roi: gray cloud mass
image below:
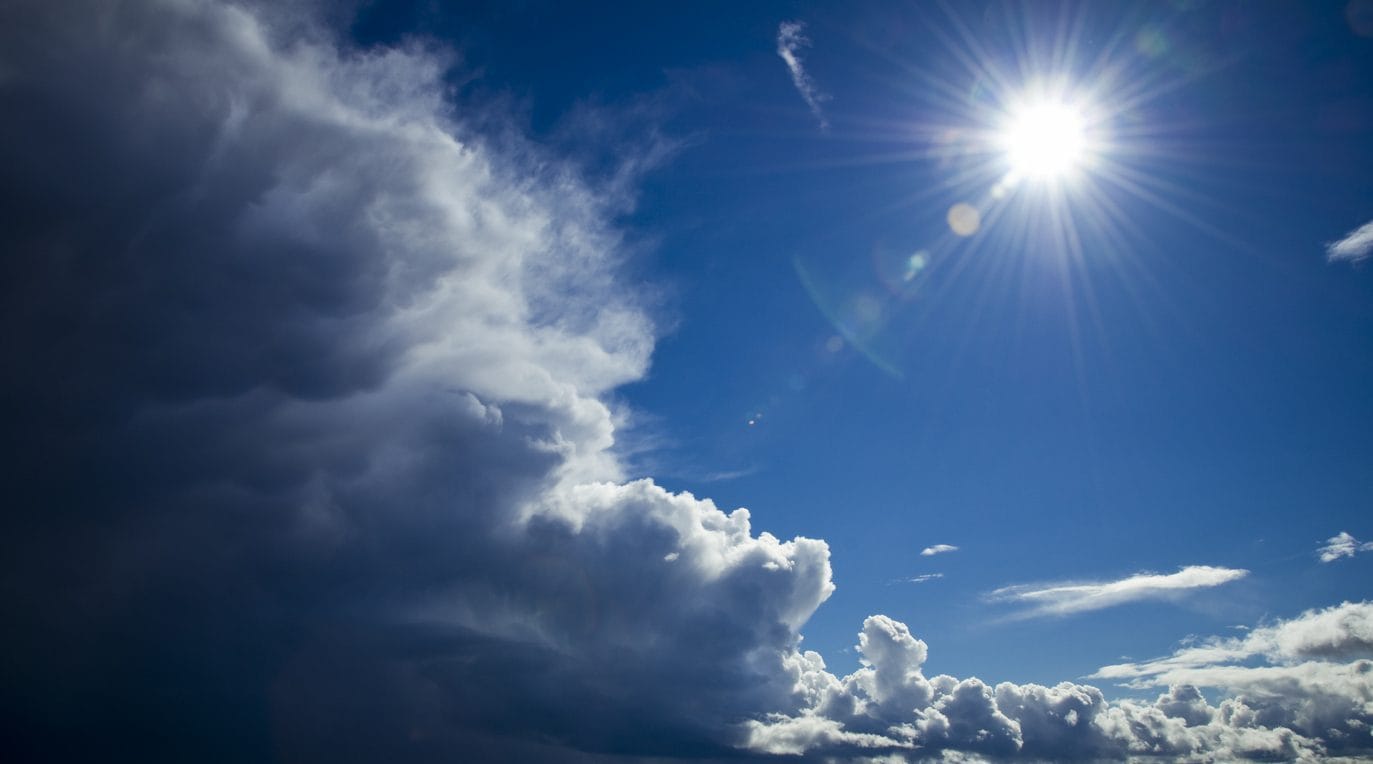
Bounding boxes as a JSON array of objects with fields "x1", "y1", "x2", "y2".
[{"x1": 0, "y1": 2, "x2": 1368, "y2": 762}]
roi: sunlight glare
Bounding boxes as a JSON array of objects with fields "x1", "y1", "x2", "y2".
[{"x1": 1000, "y1": 101, "x2": 1088, "y2": 181}]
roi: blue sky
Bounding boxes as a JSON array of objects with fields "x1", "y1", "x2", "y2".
[
  {"x1": 3, "y1": 0, "x2": 1372, "y2": 760},
  {"x1": 351, "y1": 0, "x2": 1373, "y2": 682}
]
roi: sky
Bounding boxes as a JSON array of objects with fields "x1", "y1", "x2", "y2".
[{"x1": 1, "y1": 0, "x2": 1372, "y2": 762}]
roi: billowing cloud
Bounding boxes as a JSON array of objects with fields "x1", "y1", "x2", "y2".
[
  {"x1": 1090, "y1": 601, "x2": 1373, "y2": 755},
  {"x1": 744, "y1": 609, "x2": 1362, "y2": 761},
  {"x1": 1318, "y1": 531, "x2": 1373, "y2": 562},
  {"x1": 1, "y1": 2, "x2": 1367, "y2": 762},
  {"x1": 776, "y1": 20, "x2": 830, "y2": 131},
  {"x1": 1327, "y1": 219, "x2": 1373, "y2": 263},
  {"x1": 0, "y1": 1, "x2": 832, "y2": 758},
  {"x1": 986, "y1": 565, "x2": 1249, "y2": 618},
  {"x1": 921, "y1": 543, "x2": 960, "y2": 556}
]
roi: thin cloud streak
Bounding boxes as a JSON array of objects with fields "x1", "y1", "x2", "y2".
[
  {"x1": 899, "y1": 573, "x2": 944, "y2": 584},
  {"x1": 776, "y1": 21, "x2": 829, "y2": 131},
  {"x1": 920, "y1": 543, "x2": 958, "y2": 556},
  {"x1": 987, "y1": 565, "x2": 1249, "y2": 618},
  {"x1": 1318, "y1": 531, "x2": 1373, "y2": 562},
  {"x1": 1326, "y1": 219, "x2": 1373, "y2": 262}
]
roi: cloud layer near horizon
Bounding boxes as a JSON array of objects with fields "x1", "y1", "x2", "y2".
[
  {"x1": 1, "y1": 2, "x2": 1369, "y2": 762},
  {"x1": 747, "y1": 603, "x2": 1373, "y2": 760}
]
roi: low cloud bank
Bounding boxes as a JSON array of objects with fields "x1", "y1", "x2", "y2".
[{"x1": 749, "y1": 603, "x2": 1373, "y2": 760}]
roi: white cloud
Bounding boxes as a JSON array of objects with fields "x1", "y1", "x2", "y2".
[
  {"x1": 1318, "y1": 531, "x2": 1373, "y2": 562},
  {"x1": 1090, "y1": 601, "x2": 1373, "y2": 753},
  {"x1": 746, "y1": 612, "x2": 1356, "y2": 758},
  {"x1": 920, "y1": 543, "x2": 959, "y2": 556},
  {"x1": 899, "y1": 573, "x2": 944, "y2": 584},
  {"x1": 1327, "y1": 219, "x2": 1373, "y2": 263},
  {"x1": 776, "y1": 21, "x2": 830, "y2": 131},
  {"x1": 986, "y1": 565, "x2": 1249, "y2": 618}
]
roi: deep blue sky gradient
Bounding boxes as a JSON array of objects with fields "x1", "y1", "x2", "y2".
[{"x1": 354, "y1": 0, "x2": 1373, "y2": 687}]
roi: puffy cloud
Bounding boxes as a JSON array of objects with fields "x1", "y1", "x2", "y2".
[
  {"x1": 1092, "y1": 602, "x2": 1373, "y2": 756},
  {"x1": 986, "y1": 565, "x2": 1249, "y2": 618},
  {"x1": 1318, "y1": 531, "x2": 1373, "y2": 562},
  {"x1": 776, "y1": 20, "x2": 830, "y2": 131},
  {"x1": 922, "y1": 544, "x2": 960, "y2": 557},
  {"x1": 747, "y1": 605, "x2": 1373, "y2": 760},
  {"x1": 0, "y1": 1, "x2": 832, "y2": 759},
  {"x1": 1327, "y1": 219, "x2": 1373, "y2": 263}
]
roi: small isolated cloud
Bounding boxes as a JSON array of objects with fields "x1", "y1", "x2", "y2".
[
  {"x1": 987, "y1": 565, "x2": 1249, "y2": 618},
  {"x1": 1318, "y1": 531, "x2": 1373, "y2": 562},
  {"x1": 776, "y1": 21, "x2": 829, "y2": 131},
  {"x1": 1327, "y1": 219, "x2": 1373, "y2": 263},
  {"x1": 920, "y1": 544, "x2": 958, "y2": 557},
  {"x1": 902, "y1": 573, "x2": 944, "y2": 584}
]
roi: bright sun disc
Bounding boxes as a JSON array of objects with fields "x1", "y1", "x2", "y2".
[{"x1": 1001, "y1": 101, "x2": 1088, "y2": 180}]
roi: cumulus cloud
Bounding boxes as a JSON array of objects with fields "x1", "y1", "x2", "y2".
[
  {"x1": 776, "y1": 20, "x2": 830, "y2": 131},
  {"x1": 0, "y1": 1, "x2": 831, "y2": 758},
  {"x1": 921, "y1": 543, "x2": 959, "y2": 556},
  {"x1": 1318, "y1": 531, "x2": 1373, "y2": 562},
  {"x1": 1327, "y1": 219, "x2": 1373, "y2": 263},
  {"x1": 986, "y1": 565, "x2": 1249, "y2": 618},
  {"x1": 747, "y1": 605, "x2": 1373, "y2": 760},
  {"x1": 1091, "y1": 601, "x2": 1373, "y2": 755}
]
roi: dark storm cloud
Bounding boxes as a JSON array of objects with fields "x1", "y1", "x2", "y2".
[
  {"x1": 2, "y1": 2, "x2": 1370, "y2": 762},
  {"x1": 0, "y1": 1, "x2": 829, "y2": 760}
]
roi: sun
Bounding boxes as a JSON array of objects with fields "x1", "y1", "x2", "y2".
[{"x1": 999, "y1": 100, "x2": 1090, "y2": 181}]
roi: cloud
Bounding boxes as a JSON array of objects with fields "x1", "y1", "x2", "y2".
[
  {"x1": 744, "y1": 609, "x2": 1362, "y2": 760},
  {"x1": 1089, "y1": 601, "x2": 1373, "y2": 755},
  {"x1": 986, "y1": 566, "x2": 1249, "y2": 618},
  {"x1": 1318, "y1": 531, "x2": 1373, "y2": 562},
  {"x1": 921, "y1": 543, "x2": 959, "y2": 556},
  {"x1": 1327, "y1": 219, "x2": 1373, "y2": 263},
  {"x1": 776, "y1": 20, "x2": 830, "y2": 131},
  {"x1": 898, "y1": 573, "x2": 944, "y2": 584},
  {"x1": 0, "y1": 1, "x2": 831, "y2": 758}
]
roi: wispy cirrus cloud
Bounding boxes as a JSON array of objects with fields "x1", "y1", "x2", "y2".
[
  {"x1": 920, "y1": 543, "x2": 958, "y2": 557},
  {"x1": 1318, "y1": 531, "x2": 1373, "y2": 562},
  {"x1": 986, "y1": 565, "x2": 1248, "y2": 618},
  {"x1": 1326, "y1": 219, "x2": 1373, "y2": 263},
  {"x1": 776, "y1": 21, "x2": 829, "y2": 131},
  {"x1": 898, "y1": 573, "x2": 944, "y2": 584}
]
